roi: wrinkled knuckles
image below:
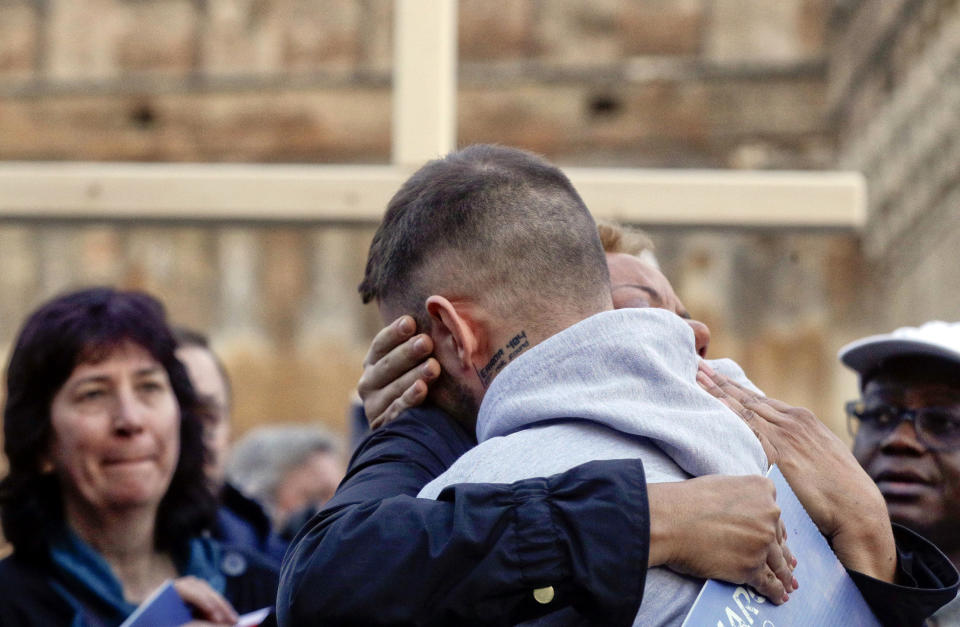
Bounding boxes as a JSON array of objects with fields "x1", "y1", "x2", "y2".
[{"x1": 716, "y1": 379, "x2": 737, "y2": 393}]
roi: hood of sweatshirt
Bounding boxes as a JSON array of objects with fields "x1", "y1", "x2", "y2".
[{"x1": 477, "y1": 307, "x2": 768, "y2": 478}]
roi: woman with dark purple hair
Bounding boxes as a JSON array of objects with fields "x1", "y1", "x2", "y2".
[{"x1": 0, "y1": 287, "x2": 278, "y2": 626}]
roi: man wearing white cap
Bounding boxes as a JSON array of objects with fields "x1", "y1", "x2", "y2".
[{"x1": 840, "y1": 321, "x2": 960, "y2": 625}]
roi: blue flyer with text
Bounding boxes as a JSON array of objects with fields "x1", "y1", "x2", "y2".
[{"x1": 682, "y1": 465, "x2": 881, "y2": 627}]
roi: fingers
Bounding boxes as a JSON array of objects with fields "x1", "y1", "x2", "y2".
[
  {"x1": 362, "y1": 315, "x2": 417, "y2": 369},
  {"x1": 698, "y1": 363, "x2": 767, "y2": 408},
  {"x1": 364, "y1": 355, "x2": 440, "y2": 428},
  {"x1": 359, "y1": 321, "x2": 432, "y2": 395},
  {"x1": 696, "y1": 364, "x2": 737, "y2": 407},
  {"x1": 698, "y1": 363, "x2": 805, "y2": 425},
  {"x1": 368, "y1": 383, "x2": 427, "y2": 430},
  {"x1": 755, "y1": 395, "x2": 795, "y2": 413},
  {"x1": 752, "y1": 499, "x2": 793, "y2": 605},
  {"x1": 697, "y1": 365, "x2": 786, "y2": 464},
  {"x1": 358, "y1": 317, "x2": 439, "y2": 425},
  {"x1": 767, "y1": 487, "x2": 795, "y2": 597},
  {"x1": 697, "y1": 367, "x2": 761, "y2": 430},
  {"x1": 368, "y1": 365, "x2": 439, "y2": 429},
  {"x1": 173, "y1": 576, "x2": 238, "y2": 625},
  {"x1": 765, "y1": 536, "x2": 796, "y2": 600},
  {"x1": 780, "y1": 518, "x2": 798, "y2": 574},
  {"x1": 750, "y1": 565, "x2": 789, "y2": 605}
]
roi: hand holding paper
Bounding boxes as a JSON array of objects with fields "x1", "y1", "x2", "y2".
[
  {"x1": 697, "y1": 362, "x2": 897, "y2": 583},
  {"x1": 120, "y1": 578, "x2": 272, "y2": 627},
  {"x1": 683, "y1": 466, "x2": 881, "y2": 627},
  {"x1": 648, "y1": 474, "x2": 796, "y2": 603}
]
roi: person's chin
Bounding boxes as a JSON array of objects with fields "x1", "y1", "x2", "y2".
[
  {"x1": 883, "y1": 493, "x2": 942, "y2": 532},
  {"x1": 104, "y1": 488, "x2": 166, "y2": 509},
  {"x1": 101, "y1": 467, "x2": 170, "y2": 506}
]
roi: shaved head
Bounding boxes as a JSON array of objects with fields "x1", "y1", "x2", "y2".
[{"x1": 360, "y1": 144, "x2": 612, "y2": 336}]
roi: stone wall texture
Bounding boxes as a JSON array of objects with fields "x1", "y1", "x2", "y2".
[
  {"x1": 830, "y1": 0, "x2": 960, "y2": 330},
  {"x1": 0, "y1": 0, "x2": 832, "y2": 167},
  {"x1": 0, "y1": 0, "x2": 955, "y2": 461}
]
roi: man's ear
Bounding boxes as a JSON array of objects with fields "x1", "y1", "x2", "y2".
[{"x1": 425, "y1": 295, "x2": 484, "y2": 374}]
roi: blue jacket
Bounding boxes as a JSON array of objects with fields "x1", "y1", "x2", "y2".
[
  {"x1": 0, "y1": 540, "x2": 279, "y2": 626},
  {"x1": 277, "y1": 405, "x2": 959, "y2": 627}
]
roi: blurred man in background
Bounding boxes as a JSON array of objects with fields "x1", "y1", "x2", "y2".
[
  {"x1": 840, "y1": 322, "x2": 960, "y2": 625},
  {"x1": 175, "y1": 327, "x2": 288, "y2": 566},
  {"x1": 226, "y1": 424, "x2": 346, "y2": 542}
]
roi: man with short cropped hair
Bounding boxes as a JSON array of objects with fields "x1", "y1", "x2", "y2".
[
  {"x1": 384, "y1": 144, "x2": 883, "y2": 624},
  {"x1": 278, "y1": 146, "x2": 799, "y2": 627}
]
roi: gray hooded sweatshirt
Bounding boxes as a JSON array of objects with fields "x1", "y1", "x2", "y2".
[{"x1": 419, "y1": 307, "x2": 769, "y2": 626}]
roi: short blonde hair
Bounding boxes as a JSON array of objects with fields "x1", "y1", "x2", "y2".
[{"x1": 596, "y1": 220, "x2": 659, "y2": 268}]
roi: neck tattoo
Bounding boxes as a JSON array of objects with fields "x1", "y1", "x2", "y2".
[{"x1": 477, "y1": 330, "x2": 529, "y2": 387}]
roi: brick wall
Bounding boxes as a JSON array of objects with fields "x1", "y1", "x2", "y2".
[
  {"x1": 829, "y1": 0, "x2": 960, "y2": 329},
  {"x1": 1, "y1": 0, "x2": 831, "y2": 167},
  {"x1": 650, "y1": 228, "x2": 863, "y2": 431},
  {"x1": 0, "y1": 222, "x2": 381, "y2": 435},
  {"x1": 0, "y1": 0, "x2": 872, "y2": 448}
]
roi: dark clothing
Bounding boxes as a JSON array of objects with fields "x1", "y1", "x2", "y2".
[
  {"x1": 278, "y1": 404, "x2": 959, "y2": 627},
  {"x1": 850, "y1": 525, "x2": 960, "y2": 627},
  {"x1": 216, "y1": 482, "x2": 289, "y2": 568},
  {"x1": 277, "y1": 504, "x2": 321, "y2": 544},
  {"x1": 278, "y1": 405, "x2": 650, "y2": 626},
  {"x1": 0, "y1": 542, "x2": 280, "y2": 627},
  {"x1": 348, "y1": 397, "x2": 371, "y2": 454}
]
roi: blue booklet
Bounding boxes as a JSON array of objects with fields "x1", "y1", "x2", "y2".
[
  {"x1": 682, "y1": 465, "x2": 881, "y2": 627},
  {"x1": 120, "y1": 579, "x2": 193, "y2": 627}
]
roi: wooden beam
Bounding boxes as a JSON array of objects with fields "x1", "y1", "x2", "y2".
[
  {"x1": 0, "y1": 162, "x2": 865, "y2": 229},
  {"x1": 568, "y1": 167, "x2": 867, "y2": 228},
  {"x1": 0, "y1": 163, "x2": 405, "y2": 222},
  {"x1": 392, "y1": 0, "x2": 458, "y2": 167}
]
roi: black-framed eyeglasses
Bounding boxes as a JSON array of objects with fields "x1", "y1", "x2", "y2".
[{"x1": 846, "y1": 400, "x2": 960, "y2": 451}]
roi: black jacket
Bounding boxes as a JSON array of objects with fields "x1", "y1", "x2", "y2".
[
  {"x1": 278, "y1": 405, "x2": 958, "y2": 627},
  {"x1": 279, "y1": 406, "x2": 652, "y2": 626},
  {"x1": 215, "y1": 481, "x2": 289, "y2": 568}
]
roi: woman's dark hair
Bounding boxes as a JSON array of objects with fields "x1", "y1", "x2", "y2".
[{"x1": 0, "y1": 287, "x2": 217, "y2": 558}]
